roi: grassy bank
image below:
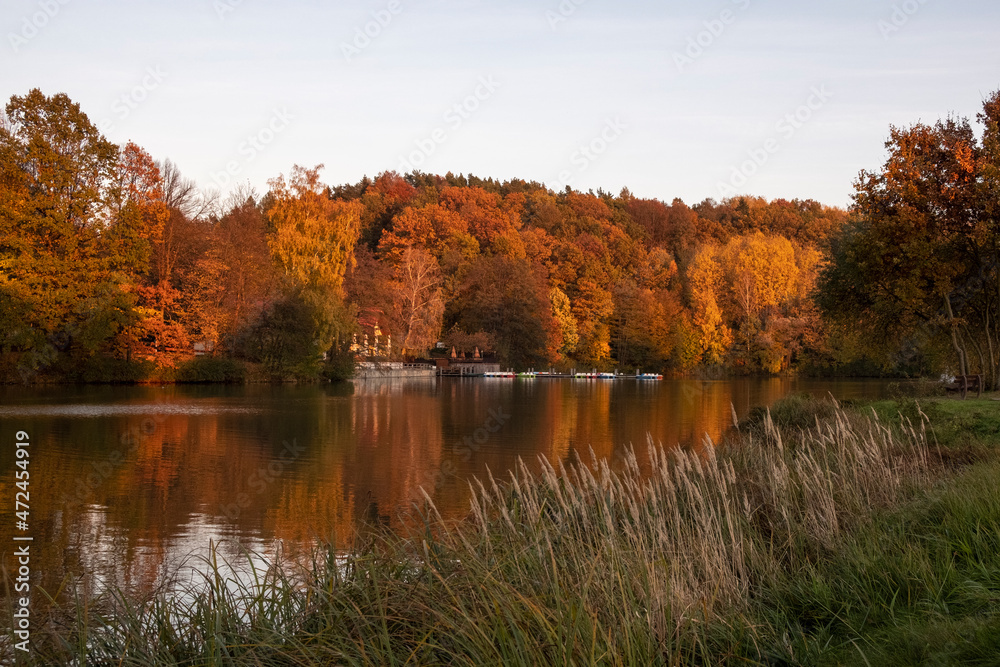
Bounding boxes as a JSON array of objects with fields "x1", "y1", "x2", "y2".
[{"x1": 10, "y1": 395, "x2": 1000, "y2": 665}]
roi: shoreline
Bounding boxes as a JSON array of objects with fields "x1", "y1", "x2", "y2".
[{"x1": 2, "y1": 363, "x2": 919, "y2": 387}]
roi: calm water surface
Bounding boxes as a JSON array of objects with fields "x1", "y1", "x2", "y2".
[{"x1": 0, "y1": 377, "x2": 895, "y2": 597}]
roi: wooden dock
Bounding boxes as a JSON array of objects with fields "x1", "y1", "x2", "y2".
[
  {"x1": 442, "y1": 370, "x2": 662, "y2": 380},
  {"x1": 356, "y1": 362, "x2": 663, "y2": 381}
]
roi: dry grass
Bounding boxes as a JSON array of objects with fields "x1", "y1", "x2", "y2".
[{"x1": 450, "y1": 401, "x2": 932, "y2": 638}]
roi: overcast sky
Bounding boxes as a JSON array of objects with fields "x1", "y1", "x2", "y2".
[{"x1": 4, "y1": 0, "x2": 999, "y2": 208}]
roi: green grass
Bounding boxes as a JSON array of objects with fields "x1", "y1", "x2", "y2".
[
  {"x1": 8, "y1": 394, "x2": 1000, "y2": 665},
  {"x1": 754, "y1": 456, "x2": 1000, "y2": 665},
  {"x1": 744, "y1": 395, "x2": 1000, "y2": 665}
]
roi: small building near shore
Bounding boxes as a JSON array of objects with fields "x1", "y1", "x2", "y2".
[
  {"x1": 353, "y1": 361, "x2": 436, "y2": 380},
  {"x1": 435, "y1": 358, "x2": 501, "y2": 376}
]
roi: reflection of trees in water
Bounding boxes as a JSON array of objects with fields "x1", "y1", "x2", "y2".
[
  {"x1": 346, "y1": 379, "x2": 445, "y2": 530},
  {"x1": 1, "y1": 379, "x2": 892, "y2": 600}
]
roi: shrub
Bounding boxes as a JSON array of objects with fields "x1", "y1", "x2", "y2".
[
  {"x1": 742, "y1": 392, "x2": 838, "y2": 434},
  {"x1": 888, "y1": 377, "x2": 946, "y2": 399},
  {"x1": 175, "y1": 357, "x2": 247, "y2": 384},
  {"x1": 77, "y1": 356, "x2": 156, "y2": 384}
]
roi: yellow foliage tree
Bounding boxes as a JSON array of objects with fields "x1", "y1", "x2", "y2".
[
  {"x1": 709, "y1": 233, "x2": 806, "y2": 369},
  {"x1": 686, "y1": 245, "x2": 732, "y2": 365},
  {"x1": 550, "y1": 286, "x2": 579, "y2": 359},
  {"x1": 266, "y1": 165, "x2": 363, "y2": 355},
  {"x1": 267, "y1": 165, "x2": 363, "y2": 296},
  {"x1": 571, "y1": 279, "x2": 614, "y2": 365},
  {"x1": 719, "y1": 233, "x2": 799, "y2": 324}
]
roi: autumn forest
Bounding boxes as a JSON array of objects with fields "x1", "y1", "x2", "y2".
[{"x1": 3, "y1": 88, "x2": 1000, "y2": 386}]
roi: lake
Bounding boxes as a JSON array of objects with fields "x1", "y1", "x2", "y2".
[{"x1": 0, "y1": 377, "x2": 896, "y2": 599}]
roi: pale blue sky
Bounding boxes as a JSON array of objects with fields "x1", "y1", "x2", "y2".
[{"x1": 4, "y1": 0, "x2": 999, "y2": 207}]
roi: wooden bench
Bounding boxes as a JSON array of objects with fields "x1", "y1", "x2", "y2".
[{"x1": 944, "y1": 374, "x2": 982, "y2": 399}]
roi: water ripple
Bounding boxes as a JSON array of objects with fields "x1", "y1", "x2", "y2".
[{"x1": 0, "y1": 404, "x2": 263, "y2": 418}]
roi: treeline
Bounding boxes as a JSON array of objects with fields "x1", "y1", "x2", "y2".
[
  {"x1": 5, "y1": 87, "x2": 995, "y2": 384},
  {"x1": 337, "y1": 173, "x2": 844, "y2": 374}
]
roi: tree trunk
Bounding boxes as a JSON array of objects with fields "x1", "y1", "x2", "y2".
[
  {"x1": 986, "y1": 264, "x2": 1000, "y2": 389},
  {"x1": 945, "y1": 294, "x2": 968, "y2": 376},
  {"x1": 985, "y1": 307, "x2": 998, "y2": 390},
  {"x1": 962, "y1": 327, "x2": 987, "y2": 381}
]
